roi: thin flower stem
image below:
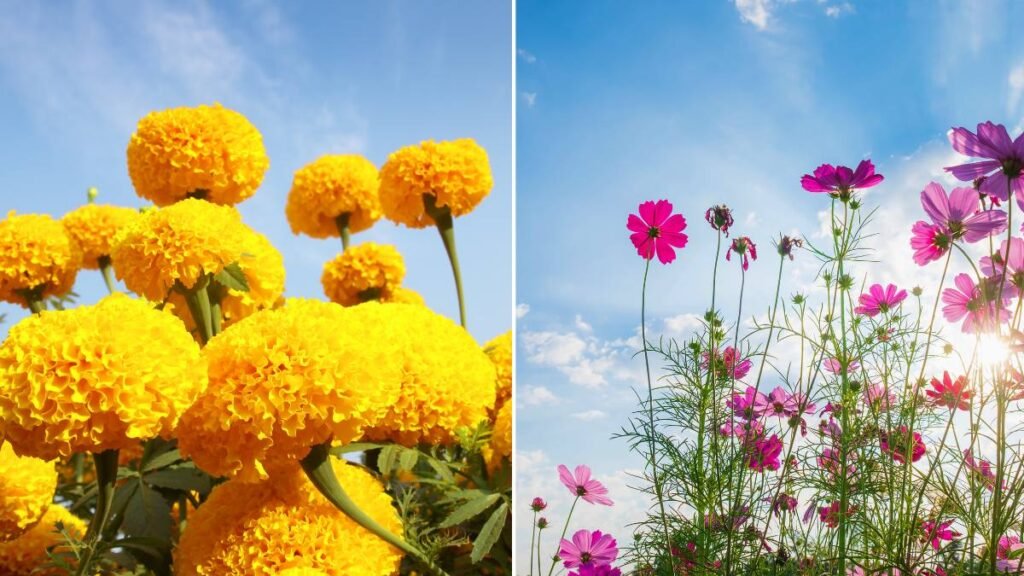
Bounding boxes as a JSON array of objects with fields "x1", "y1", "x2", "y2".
[
  {"x1": 300, "y1": 443, "x2": 450, "y2": 576},
  {"x1": 182, "y1": 279, "x2": 215, "y2": 345},
  {"x1": 423, "y1": 194, "x2": 467, "y2": 328},
  {"x1": 98, "y1": 256, "x2": 117, "y2": 294},
  {"x1": 547, "y1": 496, "x2": 580, "y2": 576},
  {"x1": 723, "y1": 261, "x2": 748, "y2": 575},
  {"x1": 335, "y1": 212, "x2": 351, "y2": 250},
  {"x1": 530, "y1": 511, "x2": 538, "y2": 576},
  {"x1": 74, "y1": 449, "x2": 119, "y2": 576}
]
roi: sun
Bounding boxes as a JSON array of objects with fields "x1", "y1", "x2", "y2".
[{"x1": 978, "y1": 333, "x2": 1012, "y2": 369}]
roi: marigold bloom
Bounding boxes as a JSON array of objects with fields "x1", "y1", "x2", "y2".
[
  {"x1": 558, "y1": 464, "x2": 613, "y2": 506},
  {"x1": 727, "y1": 235, "x2": 757, "y2": 270},
  {"x1": 484, "y1": 331, "x2": 513, "y2": 411},
  {"x1": 880, "y1": 426, "x2": 926, "y2": 464},
  {"x1": 558, "y1": 529, "x2": 618, "y2": 569},
  {"x1": 126, "y1": 103, "x2": 269, "y2": 206},
  {"x1": 926, "y1": 372, "x2": 972, "y2": 411},
  {"x1": 362, "y1": 303, "x2": 496, "y2": 446},
  {"x1": 379, "y1": 139, "x2": 493, "y2": 228},
  {"x1": 910, "y1": 221, "x2": 951, "y2": 266},
  {"x1": 854, "y1": 283, "x2": 907, "y2": 317},
  {"x1": 286, "y1": 155, "x2": 382, "y2": 238},
  {"x1": 173, "y1": 460, "x2": 402, "y2": 575},
  {"x1": 177, "y1": 300, "x2": 403, "y2": 481},
  {"x1": 920, "y1": 182, "x2": 1007, "y2": 242},
  {"x1": 384, "y1": 287, "x2": 425, "y2": 306},
  {"x1": 945, "y1": 121, "x2": 1024, "y2": 206},
  {"x1": 0, "y1": 505, "x2": 86, "y2": 576},
  {"x1": 627, "y1": 200, "x2": 688, "y2": 264},
  {"x1": 484, "y1": 401, "x2": 512, "y2": 474},
  {"x1": 321, "y1": 243, "x2": 405, "y2": 306},
  {"x1": 0, "y1": 294, "x2": 205, "y2": 460},
  {"x1": 111, "y1": 198, "x2": 255, "y2": 300},
  {"x1": 0, "y1": 212, "x2": 80, "y2": 307},
  {"x1": 942, "y1": 273, "x2": 1013, "y2": 333},
  {"x1": 801, "y1": 160, "x2": 884, "y2": 197},
  {"x1": 61, "y1": 204, "x2": 138, "y2": 269},
  {"x1": 0, "y1": 444, "x2": 55, "y2": 542}
]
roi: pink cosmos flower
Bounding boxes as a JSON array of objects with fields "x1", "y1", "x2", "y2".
[
  {"x1": 772, "y1": 493, "x2": 798, "y2": 515},
  {"x1": 945, "y1": 122, "x2": 1024, "y2": 207},
  {"x1": 942, "y1": 273, "x2": 1013, "y2": 333},
  {"x1": 531, "y1": 497, "x2": 547, "y2": 512},
  {"x1": 854, "y1": 283, "x2": 908, "y2": 317},
  {"x1": 570, "y1": 566, "x2": 622, "y2": 576},
  {"x1": 727, "y1": 386, "x2": 768, "y2": 421},
  {"x1": 719, "y1": 418, "x2": 765, "y2": 443},
  {"x1": 558, "y1": 529, "x2": 618, "y2": 569},
  {"x1": 910, "y1": 221, "x2": 951, "y2": 266},
  {"x1": 880, "y1": 426, "x2": 926, "y2": 464},
  {"x1": 964, "y1": 449, "x2": 1001, "y2": 491},
  {"x1": 757, "y1": 387, "x2": 797, "y2": 418},
  {"x1": 919, "y1": 182, "x2": 1007, "y2": 242},
  {"x1": 558, "y1": 464, "x2": 613, "y2": 506},
  {"x1": 920, "y1": 519, "x2": 960, "y2": 550},
  {"x1": 818, "y1": 500, "x2": 857, "y2": 528},
  {"x1": 801, "y1": 160, "x2": 884, "y2": 197},
  {"x1": 863, "y1": 383, "x2": 896, "y2": 412},
  {"x1": 926, "y1": 372, "x2": 972, "y2": 411},
  {"x1": 702, "y1": 346, "x2": 752, "y2": 380},
  {"x1": 824, "y1": 358, "x2": 860, "y2": 375},
  {"x1": 981, "y1": 237, "x2": 1024, "y2": 295},
  {"x1": 705, "y1": 204, "x2": 734, "y2": 236},
  {"x1": 998, "y1": 535, "x2": 1023, "y2": 561},
  {"x1": 818, "y1": 447, "x2": 857, "y2": 478},
  {"x1": 748, "y1": 434, "x2": 783, "y2": 472},
  {"x1": 627, "y1": 200, "x2": 688, "y2": 264},
  {"x1": 726, "y1": 236, "x2": 757, "y2": 270}
]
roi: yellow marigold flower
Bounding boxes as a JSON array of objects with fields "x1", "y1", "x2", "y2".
[
  {"x1": 484, "y1": 331, "x2": 512, "y2": 411},
  {"x1": 177, "y1": 300, "x2": 403, "y2": 481},
  {"x1": 0, "y1": 212, "x2": 80, "y2": 307},
  {"x1": 173, "y1": 459, "x2": 402, "y2": 575},
  {"x1": 0, "y1": 505, "x2": 86, "y2": 576},
  {"x1": 379, "y1": 139, "x2": 493, "y2": 228},
  {"x1": 0, "y1": 444, "x2": 55, "y2": 542},
  {"x1": 0, "y1": 294, "x2": 206, "y2": 460},
  {"x1": 126, "y1": 103, "x2": 269, "y2": 206},
  {"x1": 363, "y1": 303, "x2": 496, "y2": 446},
  {"x1": 484, "y1": 401, "x2": 512, "y2": 475},
  {"x1": 321, "y1": 243, "x2": 405, "y2": 306},
  {"x1": 285, "y1": 155, "x2": 382, "y2": 238},
  {"x1": 61, "y1": 204, "x2": 138, "y2": 269},
  {"x1": 385, "y1": 287, "x2": 425, "y2": 306},
  {"x1": 111, "y1": 198, "x2": 253, "y2": 300},
  {"x1": 277, "y1": 568, "x2": 329, "y2": 576}
]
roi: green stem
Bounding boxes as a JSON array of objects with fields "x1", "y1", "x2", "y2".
[
  {"x1": 98, "y1": 257, "x2": 118, "y2": 294},
  {"x1": 547, "y1": 496, "x2": 579, "y2": 576},
  {"x1": 530, "y1": 511, "x2": 538, "y2": 576},
  {"x1": 182, "y1": 279, "x2": 215, "y2": 345},
  {"x1": 75, "y1": 450, "x2": 119, "y2": 576},
  {"x1": 336, "y1": 212, "x2": 352, "y2": 250},
  {"x1": 300, "y1": 443, "x2": 449, "y2": 576},
  {"x1": 423, "y1": 194, "x2": 467, "y2": 328},
  {"x1": 26, "y1": 297, "x2": 44, "y2": 314}
]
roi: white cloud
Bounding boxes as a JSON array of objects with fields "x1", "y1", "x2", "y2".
[
  {"x1": 517, "y1": 303, "x2": 531, "y2": 318},
  {"x1": 521, "y1": 330, "x2": 588, "y2": 366},
  {"x1": 745, "y1": 211, "x2": 760, "y2": 226},
  {"x1": 517, "y1": 48, "x2": 537, "y2": 64},
  {"x1": 734, "y1": 0, "x2": 771, "y2": 30},
  {"x1": 823, "y1": 2, "x2": 854, "y2": 18},
  {"x1": 663, "y1": 313, "x2": 704, "y2": 339},
  {"x1": 521, "y1": 91, "x2": 537, "y2": 108},
  {"x1": 520, "y1": 316, "x2": 644, "y2": 388},
  {"x1": 574, "y1": 314, "x2": 592, "y2": 332},
  {"x1": 571, "y1": 409, "x2": 607, "y2": 421},
  {"x1": 520, "y1": 385, "x2": 559, "y2": 406}
]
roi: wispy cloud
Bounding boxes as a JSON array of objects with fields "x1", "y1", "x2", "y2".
[
  {"x1": 571, "y1": 409, "x2": 607, "y2": 421},
  {"x1": 734, "y1": 0, "x2": 771, "y2": 30},
  {"x1": 521, "y1": 91, "x2": 537, "y2": 108},
  {"x1": 1009, "y1": 63, "x2": 1024, "y2": 115},
  {"x1": 517, "y1": 303, "x2": 531, "y2": 318},
  {"x1": 518, "y1": 48, "x2": 537, "y2": 64},
  {"x1": 520, "y1": 385, "x2": 559, "y2": 406},
  {"x1": 822, "y1": 2, "x2": 854, "y2": 18}
]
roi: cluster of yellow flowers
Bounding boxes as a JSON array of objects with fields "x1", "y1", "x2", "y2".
[
  {"x1": 0, "y1": 444, "x2": 55, "y2": 542},
  {"x1": 60, "y1": 204, "x2": 138, "y2": 269},
  {"x1": 286, "y1": 154, "x2": 382, "y2": 238},
  {"x1": 0, "y1": 505, "x2": 86, "y2": 576},
  {"x1": 321, "y1": 242, "x2": 408, "y2": 306},
  {"x1": 0, "y1": 212, "x2": 80, "y2": 307}
]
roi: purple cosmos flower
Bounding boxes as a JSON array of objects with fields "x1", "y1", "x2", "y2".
[
  {"x1": 627, "y1": 200, "x2": 688, "y2": 264},
  {"x1": 772, "y1": 493, "x2": 799, "y2": 515},
  {"x1": 757, "y1": 387, "x2": 796, "y2": 418},
  {"x1": 531, "y1": 497, "x2": 547, "y2": 512},
  {"x1": 981, "y1": 237, "x2": 1024, "y2": 296},
  {"x1": 727, "y1": 386, "x2": 768, "y2": 421},
  {"x1": 823, "y1": 358, "x2": 859, "y2": 375},
  {"x1": 748, "y1": 434, "x2": 783, "y2": 472},
  {"x1": 776, "y1": 235, "x2": 803, "y2": 260},
  {"x1": 705, "y1": 204, "x2": 734, "y2": 236},
  {"x1": 863, "y1": 383, "x2": 896, "y2": 412},
  {"x1": 558, "y1": 464, "x2": 614, "y2": 506},
  {"x1": 570, "y1": 566, "x2": 622, "y2": 576},
  {"x1": 558, "y1": 529, "x2": 618, "y2": 568},
  {"x1": 702, "y1": 346, "x2": 752, "y2": 380},
  {"x1": 919, "y1": 182, "x2": 1007, "y2": 242},
  {"x1": 945, "y1": 121, "x2": 1024, "y2": 208},
  {"x1": 942, "y1": 273, "x2": 1013, "y2": 333},
  {"x1": 726, "y1": 236, "x2": 757, "y2": 270},
  {"x1": 801, "y1": 160, "x2": 884, "y2": 198},
  {"x1": 854, "y1": 283, "x2": 908, "y2": 317},
  {"x1": 910, "y1": 220, "x2": 951, "y2": 266}
]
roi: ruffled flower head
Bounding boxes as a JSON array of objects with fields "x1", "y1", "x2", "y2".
[
  {"x1": 173, "y1": 460, "x2": 403, "y2": 575},
  {"x1": 0, "y1": 505, "x2": 86, "y2": 575},
  {"x1": 483, "y1": 401, "x2": 512, "y2": 475},
  {"x1": 379, "y1": 139, "x2": 493, "y2": 228},
  {"x1": 0, "y1": 444, "x2": 55, "y2": 542},
  {"x1": 126, "y1": 103, "x2": 269, "y2": 206},
  {"x1": 286, "y1": 154, "x2": 382, "y2": 238},
  {"x1": 484, "y1": 331, "x2": 513, "y2": 411},
  {"x1": 0, "y1": 294, "x2": 206, "y2": 459},
  {"x1": 61, "y1": 204, "x2": 138, "y2": 269},
  {"x1": 320, "y1": 243, "x2": 405, "y2": 306},
  {"x1": 0, "y1": 212, "x2": 80, "y2": 307}
]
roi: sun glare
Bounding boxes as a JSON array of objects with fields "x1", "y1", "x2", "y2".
[{"x1": 978, "y1": 334, "x2": 1012, "y2": 369}]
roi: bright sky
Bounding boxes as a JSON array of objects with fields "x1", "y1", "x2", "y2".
[
  {"x1": 0, "y1": 0, "x2": 513, "y2": 342},
  {"x1": 516, "y1": 0, "x2": 1024, "y2": 566}
]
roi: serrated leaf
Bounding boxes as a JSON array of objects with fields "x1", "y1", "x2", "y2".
[
  {"x1": 122, "y1": 482, "x2": 173, "y2": 541},
  {"x1": 439, "y1": 493, "x2": 500, "y2": 528},
  {"x1": 398, "y1": 448, "x2": 419, "y2": 471},
  {"x1": 142, "y1": 448, "x2": 183, "y2": 473},
  {"x1": 145, "y1": 467, "x2": 212, "y2": 493},
  {"x1": 471, "y1": 502, "x2": 508, "y2": 563},
  {"x1": 377, "y1": 446, "x2": 400, "y2": 476},
  {"x1": 427, "y1": 458, "x2": 455, "y2": 483},
  {"x1": 214, "y1": 262, "x2": 249, "y2": 292}
]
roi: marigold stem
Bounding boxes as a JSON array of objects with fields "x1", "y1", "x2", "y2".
[
  {"x1": 335, "y1": 212, "x2": 351, "y2": 250},
  {"x1": 423, "y1": 194, "x2": 467, "y2": 329},
  {"x1": 182, "y1": 279, "x2": 215, "y2": 345},
  {"x1": 300, "y1": 443, "x2": 450, "y2": 576},
  {"x1": 75, "y1": 449, "x2": 119, "y2": 576},
  {"x1": 98, "y1": 256, "x2": 117, "y2": 294}
]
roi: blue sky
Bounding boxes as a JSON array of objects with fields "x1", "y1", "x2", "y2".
[
  {"x1": 516, "y1": 0, "x2": 1024, "y2": 566},
  {"x1": 0, "y1": 0, "x2": 512, "y2": 342}
]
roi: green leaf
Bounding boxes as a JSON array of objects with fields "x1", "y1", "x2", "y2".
[
  {"x1": 377, "y1": 446, "x2": 400, "y2": 476},
  {"x1": 144, "y1": 467, "x2": 212, "y2": 493},
  {"x1": 439, "y1": 493, "x2": 500, "y2": 528},
  {"x1": 214, "y1": 262, "x2": 249, "y2": 292},
  {"x1": 331, "y1": 442, "x2": 386, "y2": 455},
  {"x1": 141, "y1": 448, "x2": 183, "y2": 473},
  {"x1": 471, "y1": 502, "x2": 508, "y2": 564},
  {"x1": 120, "y1": 481, "x2": 172, "y2": 541},
  {"x1": 427, "y1": 458, "x2": 455, "y2": 483},
  {"x1": 398, "y1": 448, "x2": 419, "y2": 471}
]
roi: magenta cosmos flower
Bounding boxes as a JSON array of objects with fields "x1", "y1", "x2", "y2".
[
  {"x1": 920, "y1": 182, "x2": 1007, "y2": 242},
  {"x1": 558, "y1": 464, "x2": 613, "y2": 506},
  {"x1": 942, "y1": 273, "x2": 1013, "y2": 333},
  {"x1": 702, "y1": 346, "x2": 752, "y2": 380},
  {"x1": 911, "y1": 221, "x2": 952, "y2": 266},
  {"x1": 748, "y1": 434, "x2": 783, "y2": 472},
  {"x1": 818, "y1": 500, "x2": 857, "y2": 528},
  {"x1": 863, "y1": 383, "x2": 896, "y2": 412},
  {"x1": 726, "y1": 236, "x2": 757, "y2": 270},
  {"x1": 558, "y1": 529, "x2": 618, "y2": 569},
  {"x1": 964, "y1": 449, "x2": 1001, "y2": 491},
  {"x1": 824, "y1": 357, "x2": 860, "y2": 375},
  {"x1": 530, "y1": 497, "x2": 547, "y2": 512},
  {"x1": 627, "y1": 200, "x2": 688, "y2": 264},
  {"x1": 926, "y1": 372, "x2": 972, "y2": 411},
  {"x1": 920, "y1": 519, "x2": 960, "y2": 551},
  {"x1": 945, "y1": 121, "x2": 1024, "y2": 206},
  {"x1": 880, "y1": 426, "x2": 926, "y2": 464},
  {"x1": 854, "y1": 283, "x2": 908, "y2": 317},
  {"x1": 981, "y1": 237, "x2": 1024, "y2": 295},
  {"x1": 801, "y1": 159, "x2": 884, "y2": 199},
  {"x1": 727, "y1": 386, "x2": 767, "y2": 421},
  {"x1": 571, "y1": 566, "x2": 622, "y2": 576},
  {"x1": 705, "y1": 204, "x2": 734, "y2": 236}
]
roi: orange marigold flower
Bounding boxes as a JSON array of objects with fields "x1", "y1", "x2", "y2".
[
  {"x1": 0, "y1": 443, "x2": 55, "y2": 542},
  {"x1": 61, "y1": 204, "x2": 138, "y2": 269},
  {"x1": 484, "y1": 331, "x2": 512, "y2": 411},
  {"x1": 286, "y1": 155, "x2": 382, "y2": 238},
  {"x1": 484, "y1": 401, "x2": 512, "y2": 475},
  {"x1": 384, "y1": 286, "x2": 425, "y2": 306},
  {"x1": 0, "y1": 294, "x2": 206, "y2": 460},
  {"x1": 0, "y1": 505, "x2": 86, "y2": 575},
  {"x1": 321, "y1": 243, "x2": 405, "y2": 306},
  {"x1": 0, "y1": 212, "x2": 80, "y2": 307},
  {"x1": 379, "y1": 139, "x2": 493, "y2": 228},
  {"x1": 126, "y1": 103, "x2": 269, "y2": 206},
  {"x1": 173, "y1": 459, "x2": 402, "y2": 575}
]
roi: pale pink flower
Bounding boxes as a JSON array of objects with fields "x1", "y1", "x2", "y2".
[{"x1": 558, "y1": 464, "x2": 613, "y2": 506}]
